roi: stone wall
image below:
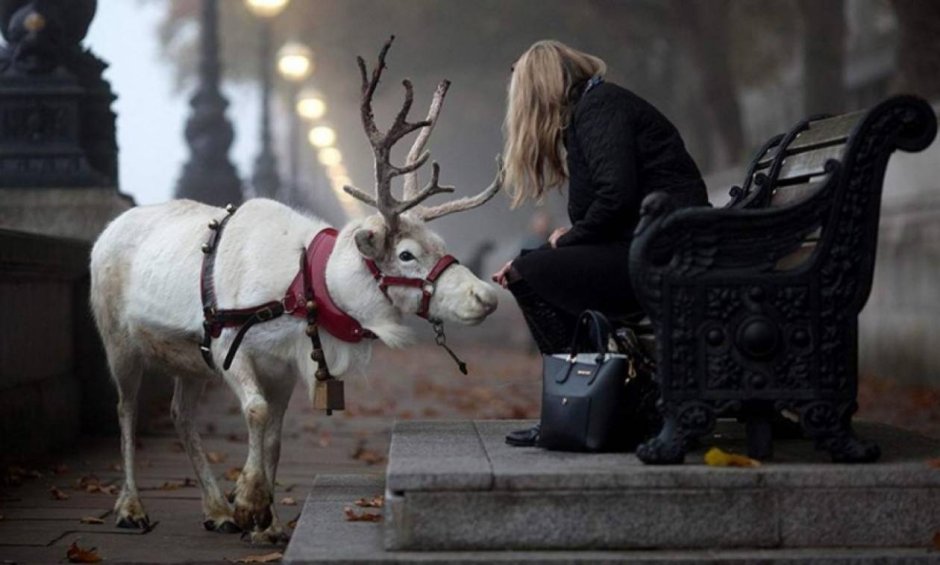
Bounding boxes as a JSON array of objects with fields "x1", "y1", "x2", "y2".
[{"x1": 0, "y1": 230, "x2": 111, "y2": 457}]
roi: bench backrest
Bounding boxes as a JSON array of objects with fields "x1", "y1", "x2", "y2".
[{"x1": 729, "y1": 97, "x2": 937, "y2": 275}]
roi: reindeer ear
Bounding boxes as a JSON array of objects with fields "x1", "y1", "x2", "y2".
[{"x1": 353, "y1": 227, "x2": 387, "y2": 260}]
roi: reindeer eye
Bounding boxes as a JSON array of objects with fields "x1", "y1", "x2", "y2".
[{"x1": 398, "y1": 251, "x2": 415, "y2": 262}]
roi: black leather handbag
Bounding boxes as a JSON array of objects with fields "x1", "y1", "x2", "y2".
[{"x1": 539, "y1": 310, "x2": 659, "y2": 452}]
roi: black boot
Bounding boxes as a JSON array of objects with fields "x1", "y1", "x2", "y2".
[{"x1": 506, "y1": 423, "x2": 540, "y2": 447}]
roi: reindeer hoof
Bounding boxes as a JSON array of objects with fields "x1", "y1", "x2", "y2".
[
  {"x1": 204, "y1": 518, "x2": 241, "y2": 534},
  {"x1": 233, "y1": 504, "x2": 273, "y2": 532},
  {"x1": 116, "y1": 514, "x2": 152, "y2": 531},
  {"x1": 243, "y1": 526, "x2": 290, "y2": 546}
]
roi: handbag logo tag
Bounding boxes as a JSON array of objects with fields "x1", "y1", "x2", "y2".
[
  {"x1": 561, "y1": 397, "x2": 568, "y2": 406},
  {"x1": 576, "y1": 369, "x2": 592, "y2": 376}
]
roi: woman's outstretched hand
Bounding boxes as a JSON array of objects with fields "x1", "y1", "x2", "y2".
[
  {"x1": 492, "y1": 260, "x2": 513, "y2": 288},
  {"x1": 548, "y1": 226, "x2": 570, "y2": 248}
]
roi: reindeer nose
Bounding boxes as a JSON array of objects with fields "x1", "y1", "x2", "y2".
[{"x1": 472, "y1": 288, "x2": 498, "y2": 315}]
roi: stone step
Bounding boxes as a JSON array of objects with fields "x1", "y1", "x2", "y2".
[
  {"x1": 283, "y1": 474, "x2": 940, "y2": 564},
  {"x1": 383, "y1": 420, "x2": 940, "y2": 552}
]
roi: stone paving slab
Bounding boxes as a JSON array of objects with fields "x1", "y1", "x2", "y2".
[
  {"x1": 384, "y1": 420, "x2": 940, "y2": 551},
  {"x1": 285, "y1": 474, "x2": 940, "y2": 564}
]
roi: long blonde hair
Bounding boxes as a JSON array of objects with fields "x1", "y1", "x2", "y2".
[{"x1": 502, "y1": 40, "x2": 607, "y2": 208}]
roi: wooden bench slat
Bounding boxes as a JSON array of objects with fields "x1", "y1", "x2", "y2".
[
  {"x1": 789, "y1": 111, "x2": 864, "y2": 151},
  {"x1": 769, "y1": 179, "x2": 828, "y2": 207},
  {"x1": 776, "y1": 144, "x2": 844, "y2": 180}
]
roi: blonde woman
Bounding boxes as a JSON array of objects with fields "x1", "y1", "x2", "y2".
[{"x1": 492, "y1": 40, "x2": 708, "y2": 447}]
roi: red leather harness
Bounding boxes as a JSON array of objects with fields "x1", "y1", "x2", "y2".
[{"x1": 199, "y1": 209, "x2": 460, "y2": 371}]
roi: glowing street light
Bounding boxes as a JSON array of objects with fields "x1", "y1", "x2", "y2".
[
  {"x1": 296, "y1": 87, "x2": 326, "y2": 120},
  {"x1": 244, "y1": 0, "x2": 289, "y2": 18},
  {"x1": 277, "y1": 41, "x2": 313, "y2": 82},
  {"x1": 318, "y1": 147, "x2": 342, "y2": 167},
  {"x1": 308, "y1": 125, "x2": 336, "y2": 148}
]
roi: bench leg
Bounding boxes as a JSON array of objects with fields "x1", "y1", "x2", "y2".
[
  {"x1": 746, "y1": 414, "x2": 773, "y2": 461},
  {"x1": 797, "y1": 400, "x2": 881, "y2": 463},
  {"x1": 636, "y1": 400, "x2": 716, "y2": 465}
]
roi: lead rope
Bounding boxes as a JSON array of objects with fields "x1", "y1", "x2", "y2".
[{"x1": 431, "y1": 320, "x2": 468, "y2": 375}]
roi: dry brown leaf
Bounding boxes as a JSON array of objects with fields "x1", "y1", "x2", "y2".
[
  {"x1": 234, "y1": 551, "x2": 283, "y2": 563},
  {"x1": 927, "y1": 458, "x2": 940, "y2": 469},
  {"x1": 344, "y1": 506, "x2": 382, "y2": 522},
  {"x1": 224, "y1": 467, "x2": 242, "y2": 481},
  {"x1": 66, "y1": 541, "x2": 102, "y2": 563},
  {"x1": 933, "y1": 531, "x2": 940, "y2": 550},
  {"x1": 158, "y1": 478, "x2": 195, "y2": 490},
  {"x1": 50, "y1": 485, "x2": 70, "y2": 500},
  {"x1": 207, "y1": 451, "x2": 227, "y2": 464},
  {"x1": 287, "y1": 515, "x2": 300, "y2": 529},
  {"x1": 354, "y1": 495, "x2": 384, "y2": 508},
  {"x1": 80, "y1": 516, "x2": 105, "y2": 525},
  {"x1": 280, "y1": 496, "x2": 297, "y2": 506}
]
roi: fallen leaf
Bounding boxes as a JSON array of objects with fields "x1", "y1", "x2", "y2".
[
  {"x1": 354, "y1": 495, "x2": 384, "y2": 508},
  {"x1": 934, "y1": 531, "x2": 940, "y2": 550},
  {"x1": 351, "y1": 441, "x2": 387, "y2": 466},
  {"x1": 66, "y1": 541, "x2": 102, "y2": 563},
  {"x1": 207, "y1": 451, "x2": 227, "y2": 464},
  {"x1": 80, "y1": 517, "x2": 105, "y2": 525},
  {"x1": 224, "y1": 467, "x2": 242, "y2": 482},
  {"x1": 280, "y1": 497, "x2": 297, "y2": 506},
  {"x1": 704, "y1": 447, "x2": 761, "y2": 468},
  {"x1": 344, "y1": 507, "x2": 382, "y2": 522},
  {"x1": 234, "y1": 551, "x2": 282, "y2": 563},
  {"x1": 50, "y1": 485, "x2": 70, "y2": 500},
  {"x1": 287, "y1": 515, "x2": 300, "y2": 529},
  {"x1": 927, "y1": 458, "x2": 940, "y2": 469}
]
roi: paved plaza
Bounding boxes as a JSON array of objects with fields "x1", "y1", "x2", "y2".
[{"x1": 2, "y1": 341, "x2": 939, "y2": 563}]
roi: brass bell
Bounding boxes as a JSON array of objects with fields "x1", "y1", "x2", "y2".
[
  {"x1": 201, "y1": 243, "x2": 211, "y2": 254},
  {"x1": 208, "y1": 219, "x2": 220, "y2": 230},
  {"x1": 310, "y1": 349, "x2": 324, "y2": 362},
  {"x1": 305, "y1": 324, "x2": 317, "y2": 337},
  {"x1": 225, "y1": 203, "x2": 236, "y2": 214},
  {"x1": 315, "y1": 368, "x2": 330, "y2": 381},
  {"x1": 306, "y1": 300, "x2": 317, "y2": 312},
  {"x1": 313, "y1": 379, "x2": 345, "y2": 414}
]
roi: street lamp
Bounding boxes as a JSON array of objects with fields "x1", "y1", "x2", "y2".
[
  {"x1": 308, "y1": 125, "x2": 336, "y2": 148},
  {"x1": 244, "y1": 0, "x2": 289, "y2": 199},
  {"x1": 296, "y1": 87, "x2": 326, "y2": 120},
  {"x1": 317, "y1": 147, "x2": 342, "y2": 167},
  {"x1": 277, "y1": 41, "x2": 313, "y2": 203},
  {"x1": 175, "y1": 0, "x2": 243, "y2": 206}
]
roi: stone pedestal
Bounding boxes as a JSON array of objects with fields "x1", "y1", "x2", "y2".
[
  {"x1": 285, "y1": 420, "x2": 940, "y2": 563},
  {"x1": 0, "y1": 187, "x2": 133, "y2": 242}
]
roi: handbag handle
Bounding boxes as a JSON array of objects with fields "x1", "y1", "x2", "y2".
[{"x1": 568, "y1": 310, "x2": 612, "y2": 362}]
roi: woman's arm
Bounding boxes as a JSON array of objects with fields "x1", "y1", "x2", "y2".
[{"x1": 555, "y1": 93, "x2": 640, "y2": 247}]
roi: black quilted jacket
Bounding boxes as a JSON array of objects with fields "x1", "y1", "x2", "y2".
[{"x1": 556, "y1": 81, "x2": 708, "y2": 247}]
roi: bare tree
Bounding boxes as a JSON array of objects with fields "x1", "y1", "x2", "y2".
[
  {"x1": 891, "y1": 0, "x2": 940, "y2": 100},
  {"x1": 799, "y1": 0, "x2": 847, "y2": 115}
]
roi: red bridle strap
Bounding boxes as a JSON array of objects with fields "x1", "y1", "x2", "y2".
[{"x1": 364, "y1": 255, "x2": 460, "y2": 319}]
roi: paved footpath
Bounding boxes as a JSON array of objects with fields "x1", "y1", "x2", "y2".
[{"x1": 2, "y1": 341, "x2": 938, "y2": 564}]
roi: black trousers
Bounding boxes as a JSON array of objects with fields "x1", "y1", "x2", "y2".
[{"x1": 508, "y1": 275, "x2": 577, "y2": 354}]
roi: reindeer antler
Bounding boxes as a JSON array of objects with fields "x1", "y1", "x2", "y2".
[{"x1": 343, "y1": 36, "x2": 503, "y2": 230}]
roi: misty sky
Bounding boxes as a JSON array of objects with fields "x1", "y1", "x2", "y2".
[{"x1": 87, "y1": 0, "x2": 261, "y2": 205}]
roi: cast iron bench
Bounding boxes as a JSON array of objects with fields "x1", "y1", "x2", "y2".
[{"x1": 629, "y1": 95, "x2": 937, "y2": 464}]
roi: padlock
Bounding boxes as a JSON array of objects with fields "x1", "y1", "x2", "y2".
[{"x1": 313, "y1": 378, "x2": 345, "y2": 415}]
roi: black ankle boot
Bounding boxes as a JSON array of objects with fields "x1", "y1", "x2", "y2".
[{"x1": 505, "y1": 423, "x2": 540, "y2": 447}]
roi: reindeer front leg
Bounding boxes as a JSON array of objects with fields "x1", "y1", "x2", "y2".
[
  {"x1": 256, "y1": 377, "x2": 294, "y2": 544},
  {"x1": 222, "y1": 359, "x2": 274, "y2": 538}
]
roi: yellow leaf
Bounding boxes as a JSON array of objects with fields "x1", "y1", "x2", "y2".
[
  {"x1": 704, "y1": 447, "x2": 761, "y2": 468},
  {"x1": 344, "y1": 506, "x2": 382, "y2": 522},
  {"x1": 280, "y1": 497, "x2": 297, "y2": 506},
  {"x1": 79, "y1": 517, "x2": 104, "y2": 525}
]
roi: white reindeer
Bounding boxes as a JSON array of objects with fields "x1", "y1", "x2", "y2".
[{"x1": 90, "y1": 37, "x2": 501, "y2": 543}]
